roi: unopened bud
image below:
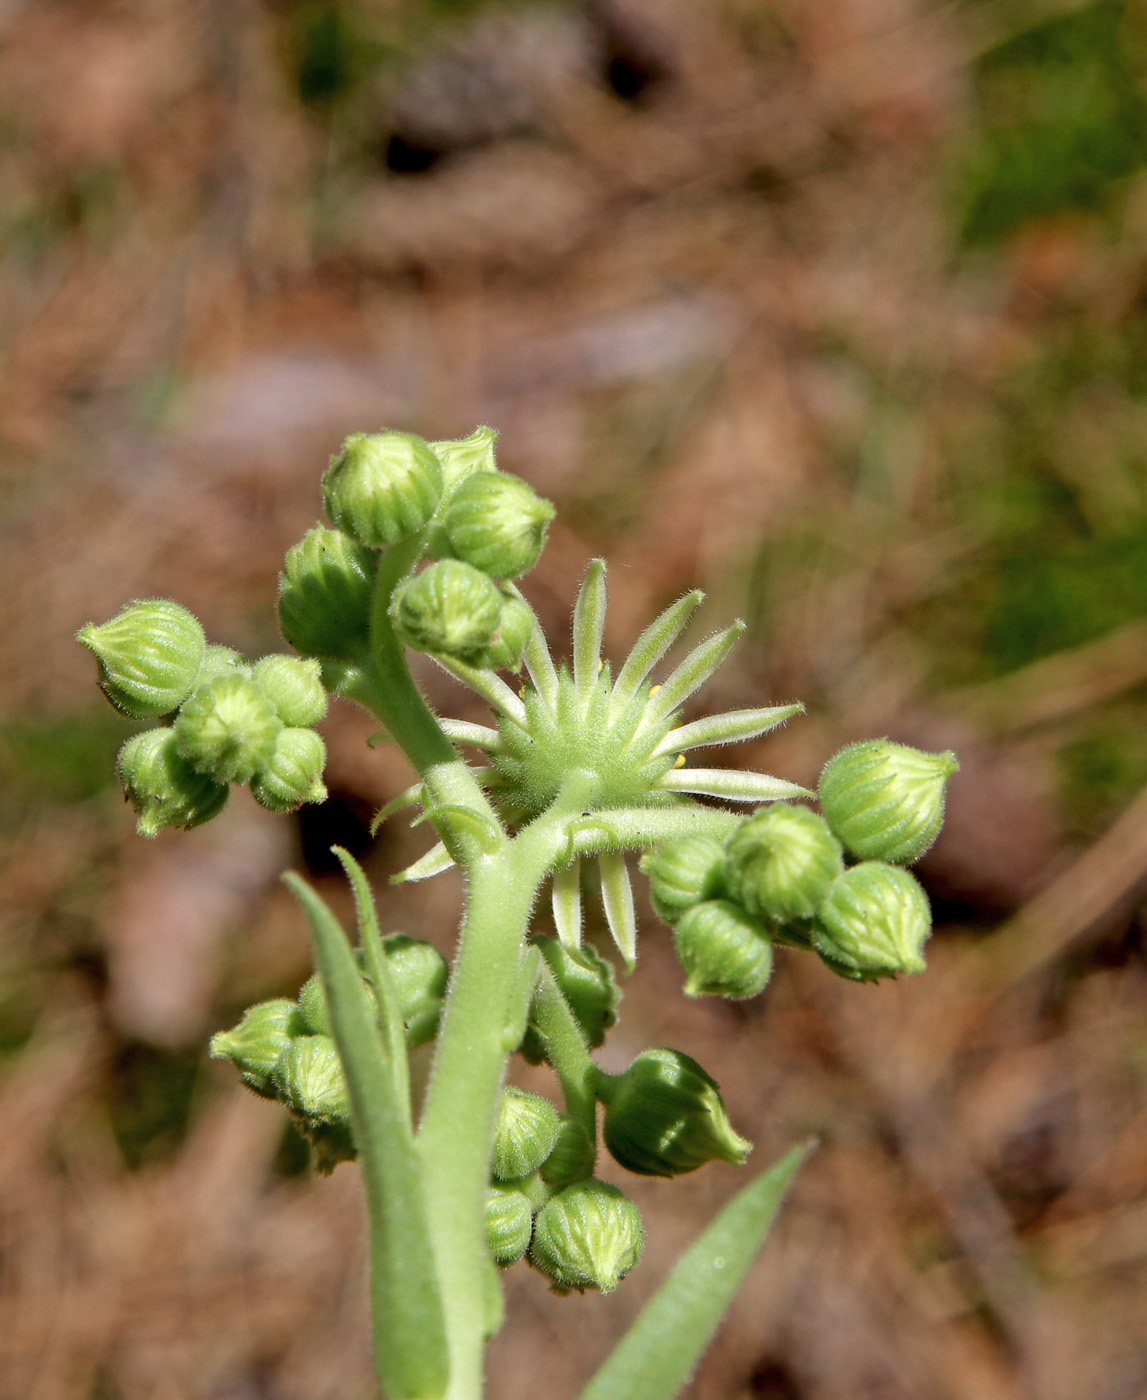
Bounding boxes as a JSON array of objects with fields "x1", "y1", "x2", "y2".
[
  {"x1": 199, "y1": 645, "x2": 251, "y2": 684},
  {"x1": 674, "y1": 899, "x2": 773, "y2": 999},
  {"x1": 390, "y1": 559, "x2": 503, "y2": 662},
  {"x1": 477, "y1": 591, "x2": 534, "y2": 671},
  {"x1": 210, "y1": 998, "x2": 297, "y2": 1097},
  {"x1": 275, "y1": 1035, "x2": 349, "y2": 1121},
  {"x1": 251, "y1": 727, "x2": 328, "y2": 812},
  {"x1": 640, "y1": 834, "x2": 727, "y2": 925},
  {"x1": 429, "y1": 426, "x2": 498, "y2": 487},
  {"x1": 278, "y1": 526, "x2": 376, "y2": 661},
  {"x1": 492, "y1": 1087, "x2": 561, "y2": 1181},
  {"x1": 818, "y1": 739, "x2": 958, "y2": 864},
  {"x1": 323, "y1": 431, "x2": 443, "y2": 548},
  {"x1": 251, "y1": 654, "x2": 328, "y2": 727},
  {"x1": 602, "y1": 1047, "x2": 750, "y2": 1178},
  {"x1": 813, "y1": 861, "x2": 931, "y2": 981},
  {"x1": 539, "y1": 1115, "x2": 596, "y2": 1187},
  {"x1": 174, "y1": 676, "x2": 282, "y2": 784},
  {"x1": 443, "y1": 472, "x2": 555, "y2": 580},
  {"x1": 724, "y1": 804, "x2": 843, "y2": 921},
  {"x1": 78, "y1": 600, "x2": 205, "y2": 719},
  {"x1": 117, "y1": 728, "x2": 229, "y2": 837},
  {"x1": 382, "y1": 934, "x2": 448, "y2": 1048},
  {"x1": 532, "y1": 1181, "x2": 644, "y2": 1294},
  {"x1": 486, "y1": 1184, "x2": 534, "y2": 1266}
]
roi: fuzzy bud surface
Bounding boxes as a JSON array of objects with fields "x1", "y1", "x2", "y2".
[
  {"x1": 78, "y1": 600, "x2": 205, "y2": 719},
  {"x1": 819, "y1": 739, "x2": 958, "y2": 864}
]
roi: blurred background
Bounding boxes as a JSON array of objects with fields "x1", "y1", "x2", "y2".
[{"x1": 3, "y1": 0, "x2": 1147, "y2": 1396}]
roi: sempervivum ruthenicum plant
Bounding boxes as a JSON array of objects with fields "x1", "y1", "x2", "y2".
[{"x1": 77, "y1": 426, "x2": 957, "y2": 1400}]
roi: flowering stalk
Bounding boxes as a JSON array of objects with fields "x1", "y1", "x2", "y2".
[{"x1": 77, "y1": 427, "x2": 957, "y2": 1400}]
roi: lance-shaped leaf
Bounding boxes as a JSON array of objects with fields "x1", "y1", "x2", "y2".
[
  {"x1": 573, "y1": 560, "x2": 608, "y2": 709},
  {"x1": 651, "y1": 703, "x2": 804, "y2": 758},
  {"x1": 552, "y1": 857, "x2": 583, "y2": 949},
  {"x1": 438, "y1": 718, "x2": 504, "y2": 752},
  {"x1": 569, "y1": 805, "x2": 742, "y2": 857},
  {"x1": 283, "y1": 874, "x2": 449, "y2": 1400},
  {"x1": 522, "y1": 609, "x2": 559, "y2": 712},
  {"x1": 640, "y1": 622, "x2": 746, "y2": 730},
  {"x1": 393, "y1": 841, "x2": 457, "y2": 883},
  {"x1": 611, "y1": 591, "x2": 703, "y2": 716},
  {"x1": 413, "y1": 802, "x2": 502, "y2": 855},
  {"x1": 371, "y1": 781, "x2": 425, "y2": 836},
  {"x1": 657, "y1": 769, "x2": 812, "y2": 802},
  {"x1": 579, "y1": 1141, "x2": 811, "y2": 1400},
  {"x1": 431, "y1": 654, "x2": 527, "y2": 725},
  {"x1": 332, "y1": 846, "x2": 411, "y2": 1125},
  {"x1": 599, "y1": 850, "x2": 636, "y2": 969}
]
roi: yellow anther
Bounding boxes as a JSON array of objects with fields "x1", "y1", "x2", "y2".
[
  {"x1": 649, "y1": 684, "x2": 662, "y2": 696},
  {"x1": 674, "y1": 754, "x2": 686, "y2": 768},
  {"x1": 598, "y1": 658, "x2": 604, "y2": 672}
]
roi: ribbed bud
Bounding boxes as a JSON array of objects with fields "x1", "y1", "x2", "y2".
[
  {"x1": 210, "y1": 998, "x2": 296, "y2": 1097},
  {"x1": 174, "y1": 676, "x2": 282, "y2": 784},
  {"x1": 275, "y1": 1035, "x2": 349, "y2": 1121},
  {"x1": 390, "y1": 560, "x2": 503, "y2": 662},
  {"x1": 674, "y1": 899, "x2": 773, "y2": 999},
  {"x1": 199, "y1": 645, "x2": 250, "y2": 684},
  {"x1": 251, "y1": 727, "x2": 328, "y2": 812},
  {"x1": 602, "y1": 1047, "x2": 751, "y2": 1178},
  {"x1": 539, "y1": 1116, "x2": 596, "y2": 1187},
  {"x1": 443, "y1": 472, "x2": 555, "y2": 579},
  {"x1": 818, "y1": 739, "x2": 959, "y2": 864},
  {"x1": 532, "y1": 1181, "x2": 644, "y2": 1294},
  {"x1": 78, "y1": 600, "x2": 206, "y2": 719},
  {"x1": 639, "y1": 834, "x2": 727, "y2": 925},
  {"x1": 429, "y1": 426, "x2": 498, "y2": 487},
  {"x1": 323, "y1": 430, "x2": 443, "y2": 548},
  {"x1": 477, "y1": 592, "x2": 534, "y2": 671},
  {"x1": 251, "y1": 654, "x2": 328, "y2": 726},
  {"x1": 520, "y1": 938, "x2": 620, "y2": 1065},
  {"x1": 813, "y1": 862, "x2": 931, "y2": 981},
  {"x1": 278, "y1": 526, "x2": 376, "y2": 661},
  {"x1": 485, "y1": 1184, "x2": 534, "y2": 1266},
  {"x1": 117, "y1": 728, "x2": 229, "y2": 837},
  {"x1": 724, "y1": 804, "x2": 843, "y2": 921},
  {"x1": 382, "y1": 934, "x2": 448, "y2": 1048},
  {"x1": 492, "y1": 1087, "x2": 561, "y2": 1181}
]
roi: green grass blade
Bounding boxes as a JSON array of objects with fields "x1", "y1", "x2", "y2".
[
  {"x1": 284, "y1": 874, "x2": 449, "y2": 1400},
  {"x1": 578, "y1": 1141, "x2": 812, "y2": 1400}
]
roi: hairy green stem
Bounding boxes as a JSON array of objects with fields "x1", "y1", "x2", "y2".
[{"x1": 531, "y1": 964, "x2": 598, "y2": 1144}]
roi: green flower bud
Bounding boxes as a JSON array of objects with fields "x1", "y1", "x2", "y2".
[
  {"x1": 532, "y1": 1181, "x2": 644, "y2": 1294},
  {"x1": 639, "y1": 834, "x2": 727, "y2": 925},
  {"x1": 251, "y1": 654, "x2": 328, "y2": 726},
  {"x1": 275, "y1": 1034, "x2": 349, "y2": 1121},
  {"x1": 429, "y1": 425, "x2": 498, "y2": 487},
  {"x1": 519, "y1": 938, "x2": 620, "y2": 1065},
  {"x1": 198, "y1": 645, "x2": 251, "y2": 684},
  {"x1": 492, "y1": 1087, "x2": 561, "y2": 1181},
  {"x1": 78, "y1": 600, "x2": 206, "y2": 719},
  {"x1": 390, "y1": 560, "x2": 504, "y2": 663},
  {"x1": 382, "y1": 934, "x2": 449, "y2": 1048},
  {"x1": 278, "y1": 526, "x2": 376, "y2": 661},
  {"x1": 813, "y1": 862, "x2": 931, "y2": 981},
  {"x1": 485, "y1": 1184, "x2": 534, "y2": 1266},
  {"x1": 302, "y1": 1118, "x2": 358, "y2": 1173},
  {"x1": 323, "y1": 430, "x2": 443, "y2": 548},
  {"x1": 674, "y1": 899, "x2": 773, "y2": 1000},
  {"x1": 117, "y1": 728, "x2": 229, "y2": 837},
  {"x1": 539, "y1": 1115, "x2": 596, "y2": 1187},
  {"x1": 476, "y1": 591, "x2": 534, "y2": 671},
  {"x1": 210, "y1": 998, "x2": 297, "y2": 1097},
  {"x1": 250, "y1": 727, "x2": 328, "y2": 812},
  {"x1": 818, "y1": 739, "x2": 959, "y2": 864},
  {"x1": 443, "y1": 472, "x2": 555, "y2": 580},
  {"x1": 724, "y1": 804, "x2": 843, "y2": 921},
  {"x1": 602, "y1": 1047, "x2": 751, "y2": 1178},
  {"x1": 174, "y1": 676, "x2": 282, "y2": 784}
]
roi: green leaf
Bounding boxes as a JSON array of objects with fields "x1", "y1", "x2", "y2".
[
  {"x1": 573, "y1": 560, "x2": 608, "y2": 708},
  {"x1": 283, "y1": 873, "x2": 449, "y2": 1400},
  {"x1": 331, "y1": 845, "x2": 412, "y2": 1126},
  {"x1": 578, "y1": 1140, "x2": 812, "y2": 1400}
]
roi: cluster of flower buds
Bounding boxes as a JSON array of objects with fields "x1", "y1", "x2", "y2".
[
  {"x1": 642, "y1": 739, "x2": 957, "y2": 990},
  {"x1": 78, "y1": 601, "x2": 333, "y2": 836},
  {"x1": 210, "y1": 935, "x2": 447, "y2": 1171},
  {"x1": 275, "y1": 426, "x2": 554, "y2": 676},
  {"x1": 481, "y1": 1085, "x2": 643, "y2": 1293}
]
